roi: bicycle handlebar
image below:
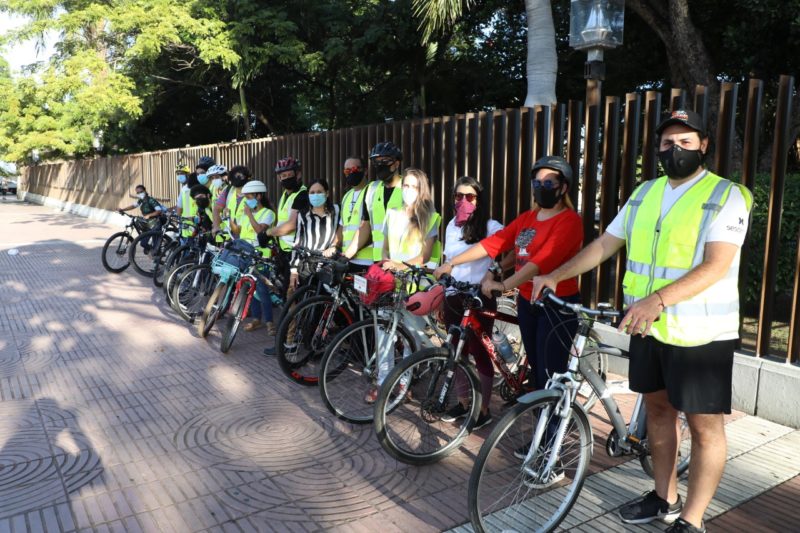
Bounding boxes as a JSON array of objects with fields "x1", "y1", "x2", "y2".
[
  {"x1": 540, "y1": 288, "x2": 621, "y2": 319},
  {"x1": 437, "y1": 274, "x2": 503, "y2": 298}
]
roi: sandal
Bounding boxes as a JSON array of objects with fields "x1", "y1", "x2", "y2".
[
  {"x1": 266, "y1": 322, "x2": 276, "y2": 336},
  {"x1": 244, "y1": 321, "x2": 264, "y2": 332}
]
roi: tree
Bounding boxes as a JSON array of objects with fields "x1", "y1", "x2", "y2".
[{"x1": 413, "y1": 0, "x2": 557, "y2": 106}]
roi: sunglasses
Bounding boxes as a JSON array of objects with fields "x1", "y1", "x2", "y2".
[
  {"x1": 343, "y1": 166, "x2": 363, "y2": 175},
  {"x1": 531, "y1": 179, "x2": 561, "y2": 190},
  {"x1": 453, "y1": 192, "x2": 478, "y2": 202}
]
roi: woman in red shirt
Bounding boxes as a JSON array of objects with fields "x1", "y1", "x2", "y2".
[{"x1": 435, "y1": 156, "x2": 583, "y2": 391}]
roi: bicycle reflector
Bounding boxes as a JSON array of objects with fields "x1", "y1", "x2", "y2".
[{"x1": 360, "y1": 263, "x2": 396, "y2": 306}]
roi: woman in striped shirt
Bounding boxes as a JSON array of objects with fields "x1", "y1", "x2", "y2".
[{"x1": 289, "y1": 178, "x2": 340, "y2": 289}]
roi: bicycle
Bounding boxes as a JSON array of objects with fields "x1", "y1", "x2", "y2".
[
  {"x1": 372, "y1": 276, "x2": 530, "y2": 465},
  {"x1": 101, "y1": 212, "x2": 147, "y2": 273},
  {"x1": 128, "y1": 213, "x2": 180, "y2": 277},
  {"x1": 318, "y1": 264, "x2": 445, "y2": 423},
  {"x1": 467, "y1": 289, "x2": 691, "y2": 533}
]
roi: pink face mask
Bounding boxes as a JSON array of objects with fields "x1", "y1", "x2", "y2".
[{"x1": 454, "y1": 199, "x2": 477, "y2": 226}]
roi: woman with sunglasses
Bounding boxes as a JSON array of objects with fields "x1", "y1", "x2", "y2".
[
  {"x1": 435, "y1": 156, "x2": 583, "y2": 393},
  {"x1": 437, "y1": 176, "x2": 504, "y2": 428}
]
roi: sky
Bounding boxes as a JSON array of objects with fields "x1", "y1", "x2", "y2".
[{"x1": 0, "y1": 14, "x2": 57, "y2": 76}]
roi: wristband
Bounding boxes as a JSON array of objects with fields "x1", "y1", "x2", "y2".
[{"x1": 654, "y1": 290, "x2": 666, "y2": 308}]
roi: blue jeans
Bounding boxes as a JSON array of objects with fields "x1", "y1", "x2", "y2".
[
  {"x1": 517, "y1": 293, "x2": 580, "y2": 390},
  {"x1": 249, "y1": 272, "x2": 274, "y2": 324}
]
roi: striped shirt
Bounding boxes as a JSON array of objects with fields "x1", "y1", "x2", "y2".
[{"x1": 291, "y1": 205, "x2": 340, "y2": 273}]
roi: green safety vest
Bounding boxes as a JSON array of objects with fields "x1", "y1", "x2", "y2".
[
  {"x1": 622, "y1": 171, "x2": 753, "y2": 347},
  {"x1": 179, "y1": 187, "x2": 197, "y2": 237},
  {"x1": 277, "y1": 186, "x2": 307, "y2": 252},
  {"x1": 340, "y1": 186, "x2": 373, "y2": 264},
  {"x1": 365, "y1": 180, "x2": 403, "y2": 261},
  {"x1": 225, "y1": 187, "x2": 245, "y2": 236},
  {"x1": 385, "y1": 208, "x2": 442, "y2": 268},
  {"x1": 238, "y1": 206, "x2": 275, "y2": 258}
]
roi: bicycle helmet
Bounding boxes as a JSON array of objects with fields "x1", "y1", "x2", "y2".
[
  {"x1": 406, "y1": 284, "x2": 444, "y2": 316},
  {"x1": 241, "y1": 180, "x2": 267, "y2": 194},
  {"x1": 531, "y1": 155, "x2": 573, "y2": 188},
  {"x1": 360, "y1": 264, "x2": 396, "y2": 306},
  {"x1": 275, "y1": 157, "x2": 301, "y2": 174},
  {"x1": 197, "y1": 155, "x2": 215, "y2": 170},
  {"x1": 207, "y1": 164, "x2": 228, "y2": 176},
  {"x1": 369, "y1": 141, "x2": 402, "y2": 161},
  {"x1": 175, "y1": 163, "x2": 191, "y2": 174}
]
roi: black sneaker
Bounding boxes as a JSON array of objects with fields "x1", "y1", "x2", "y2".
[
  {"x1": 263, "y1": 345, "x2": 276, "y2": 356},
  {"x1": 441, "y1": 403, "x2": 469, "y2": 422},
  {"x1": 473, "y1": 411, "x2": 492, "y2": 430},
  {"x1": 619, "y1": 490, "x2": 682, "y2": 524},
  {"x1": 665, "y1": 518, "x2": 705, "y2": 532}
]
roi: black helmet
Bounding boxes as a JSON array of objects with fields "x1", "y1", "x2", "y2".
[
  {"x1": 197, "y1": 155, "x2": 215, "y2": 170},
  {"x1": 532, "y1": 156, "x2": 573, "y2": 188},
  {"x1": 369, "y1": 141, "x2": 402, "y2": 161},
  {"x1": 274, "y1": 157, "x2": 301, "y2": 174}
]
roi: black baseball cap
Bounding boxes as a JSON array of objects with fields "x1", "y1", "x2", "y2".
[{"x1": 656, "y1": 109, "x2": 707, "y2": 136}]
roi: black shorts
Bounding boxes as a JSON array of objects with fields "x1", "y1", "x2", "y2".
[{"x1": 628, "y1": 335, "x2": 736, "y2": 414}]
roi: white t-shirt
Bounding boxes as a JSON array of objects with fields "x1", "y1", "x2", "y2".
[
  {"x1": 444, "y1": 218, "x2": 504, "y2": 285},
  {"x1": 606, "y1": 171, "x2": 749, "y2": 246}
]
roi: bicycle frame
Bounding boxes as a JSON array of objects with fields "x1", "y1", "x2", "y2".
[{"x1": 231, "y1": 273, "x2": 258, "y2": 320}]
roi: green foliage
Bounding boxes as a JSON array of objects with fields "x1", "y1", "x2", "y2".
[{"x1": 743, "y1": 173, "x2": 800, "y2": 312}]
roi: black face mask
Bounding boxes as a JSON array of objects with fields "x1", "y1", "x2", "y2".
[
  {"x1": 230, "y1": 175, "x2": 247, "y2": 188},
  {"x1": 280, "y1": 177, "x2": 299, "y2": 191},
  {"x1": 658, "y1": 145, "x2": 705, "y2": 179},
  {"x1": 374, "y1": 163, "x2": 395, "y2": 183},
  {"x1": 345, "y1": 171, "x2": 365, "y2": 187},
  {"x1": 533, "y1": 185, "x2": 563, "y2": 209},
  {"x1": 195, "y1": 197, "x2": 210, "y2": 209}
]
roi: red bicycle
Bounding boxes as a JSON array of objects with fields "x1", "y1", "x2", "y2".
[{"x1": 373, "y1": 276, "x2": 529, "y2": 465}]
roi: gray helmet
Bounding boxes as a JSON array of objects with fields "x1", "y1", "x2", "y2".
[{"x1": 531, "y1": 156, "x2": 573, "y2": 188}]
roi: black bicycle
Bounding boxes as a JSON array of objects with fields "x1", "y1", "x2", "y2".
[{"x1": 101, "y1": 213, "x2": 148, "y2": 273}]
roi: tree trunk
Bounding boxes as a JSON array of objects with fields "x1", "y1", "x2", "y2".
[
  {"x1": 523, "y1": 0, "x2": 557, "y2": 106},
  {"x1": 239, "y1": 84, "x2": 251, "y2": 141}
]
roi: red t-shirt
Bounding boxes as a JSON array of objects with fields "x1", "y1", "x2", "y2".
[{"x1": 480, "y1": 208, "x2": 583, "y2": 300}]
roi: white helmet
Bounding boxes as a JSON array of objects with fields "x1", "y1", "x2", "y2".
[
  {"x1": 241, "y1": 180, "x2": 267, "y2": 194},
  {"x1": 207, "y1": 164, "x2": 227, "y2": 176}
]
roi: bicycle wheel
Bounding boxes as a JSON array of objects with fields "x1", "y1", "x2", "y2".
[
  {"x1": 468, "y1": 392, "x2": 593, "y2": 533},
  {"x1": 164, "y1": 259, "x2": 198, "y2": 310},
  {"x1": 172, "y1": 264, "x2": 215, "y2": 323},
  {"x1": 220, "y1": 280, "x2": 252, "y2": 353},
  {"x1": 129, "y1": 230, "x2": 170, "y2": 277},
  {"x1": 101, "y1": 232, "x2": 132, "y2": 273},
  {"x1": 153, "y1": 241, "x2": 185, "y2": 288},
  {"x1": 319, "y1": 317, "x2": 418, "y2": 424},
  {"x1": 639, "y1": 412, "x2": 691, "y2": 478},
  {"x1": 374, "y1": 347, "x2": 481, "y2": 465},
  {"x1": 198, "y1": 281, "x2": 229, "y2": 338},
  {"x1": 276, "y1": 295, "x2": 354, "y2": 386}
]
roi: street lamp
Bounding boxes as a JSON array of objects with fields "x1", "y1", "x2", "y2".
[{"x1": 569, "y1": 0, "x2": 624, "y2": 80}]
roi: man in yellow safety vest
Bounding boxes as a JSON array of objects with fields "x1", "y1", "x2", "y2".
[
  {"x1": 338, "y1": 156, "x2": 373, "y2": 273},
  {"x1": 532, "y1": 109, "x2": 752, "y2": 533},
  {"x1": 364, "y1": 142, "x2": 404, "y2": 262}
]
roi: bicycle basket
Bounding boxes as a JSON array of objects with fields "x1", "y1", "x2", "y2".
[
  {"x1": 211, "y1": 256, "x2": 242, "y2": 281},
  {"x1": 357, "y1": 264, "x2": 396, "y2": 307}
]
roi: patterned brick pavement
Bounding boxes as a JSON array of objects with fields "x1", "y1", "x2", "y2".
[{"x1": 1, "y1": 198, "x2": 797, "y2": 532}]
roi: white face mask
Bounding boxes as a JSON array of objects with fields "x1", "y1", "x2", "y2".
[
  {"x1": 402, "y1": 188, "x2": 418, "y2": 206},
  {"x1": 212, "y1": 178, "x2": 223, "y2": 188},
  {"x1": 136, "y1": 192, "x2": 146, "y2": 200}
]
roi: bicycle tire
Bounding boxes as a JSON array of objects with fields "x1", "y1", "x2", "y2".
[
  {"x1": 198, "y1": 281, "x2": 228, "y2": 338},
  {"x1": 319, "y1": 317, "x2": 419, "y2": 424},
  {"x1": 129, "y1": 230, "x2": 170, "y2": 277},
  {"x1": 374, "y1": 347, "x2": 481, "y2": 465},
  {"x1": 153, "y1": 241, "x2": 185, "y2": 288},
  {"x1": 171, "y1": 264, "x2": 215, "y2": 323},
  {"x1": 101, "y1": 231, "x2": 132, "y2": 273},
  {"x1": 220, "y1": 279, "x2": 253, "y2": 353},
  {"x1": 468, "y1": 392, "x2": 592, "y2": 533},
  {"x1": 164, "y1": 259, "x2": 198, "y2": 311},
  {"x1": 639, "y1": 412, "x2": 691, "y2": 478},
  {"x1": 276, "y1": 295, "x2": 354, "y2": 386}
]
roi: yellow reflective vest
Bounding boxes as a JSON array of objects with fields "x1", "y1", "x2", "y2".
[
  {"x1": 385, "y1": 207, "x2": 442, "y2": 269},
  {"x1": 622, "y1": 171, "x2": 753, "y2": 347},
  {"x1": 179, "y1": 186, "x2": 196, "y2": 237},
  {"x1": 365, "y1": 180, "x2": 403, "y2": 261},
  {"x1": 340, "y1": 186, "x2": 373, "y2": 264},
  {"x1": 238, "y1": 206, "x2": 275, "y2": 258},
  {"x1": 277, "y1": 186, "x2": 307, "y2": 252}
]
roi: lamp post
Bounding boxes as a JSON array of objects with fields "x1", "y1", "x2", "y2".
[{"x1": 569, "y1": 0, "x2": 624, "y2": 305}]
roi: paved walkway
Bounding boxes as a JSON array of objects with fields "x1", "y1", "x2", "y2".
[{"x1": 0, "y1": 198, "x2": 798, "y2": 532}]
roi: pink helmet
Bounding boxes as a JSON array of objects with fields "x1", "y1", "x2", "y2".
[
  {"x1": 406, "y1": 284, "x2": 445, "y2": 316},
  {"x1": 360, "y1": 264, "x2": 396, "y2": 306}
]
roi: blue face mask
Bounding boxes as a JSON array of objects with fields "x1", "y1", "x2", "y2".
[
  {"x1": 212, "y1": 178, "x2": 223, "y2": 189},
  {"x1": 177, "y1": 174, "x2": 187, "y2": 184},
  {"x1": 245, "y1": 198, "x2": 259, "y2": 209},
  {"x1": 309, "y1": 192, "x2": 327, "y2": 208},
  {"x1": 197, "y1": 174, "x2": 209, "y2": 185}
]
